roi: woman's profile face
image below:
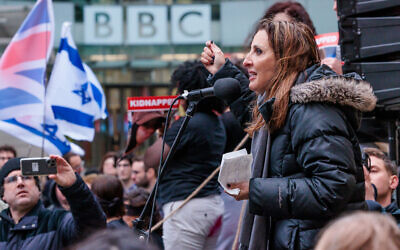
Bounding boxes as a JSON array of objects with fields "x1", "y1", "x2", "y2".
[{"x1": 243, "y1": 30, "x2": 277, "y2": 94}]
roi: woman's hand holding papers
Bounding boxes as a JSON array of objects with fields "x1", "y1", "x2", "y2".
[{"x1": 226, "y1": 181, "x2": 249, "y2": 201}]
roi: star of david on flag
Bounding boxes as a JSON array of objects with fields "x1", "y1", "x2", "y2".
[
  {"x1": 73, "y1": 83, "x2": 92, "y2": 105},
  {"x1": 47, "y1": 22, "x2": 107, "y2": 141}
]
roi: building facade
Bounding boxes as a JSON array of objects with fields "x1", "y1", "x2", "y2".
[{"x1": 0, "y1": 0, "x2": 337, "y2": 167}]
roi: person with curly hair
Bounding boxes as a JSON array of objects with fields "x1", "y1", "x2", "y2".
[{"x1": 145, "y1": 60, "x2": 227, "y2": 250}]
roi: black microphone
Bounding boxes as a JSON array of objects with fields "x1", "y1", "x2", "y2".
[{"x1": 180, "y1": 78, "x2": 241, "y2": 103}]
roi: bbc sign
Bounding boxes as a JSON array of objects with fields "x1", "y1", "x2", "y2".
[{"x1": 84, "y1": 5, "x2": 211, "y2": 45}]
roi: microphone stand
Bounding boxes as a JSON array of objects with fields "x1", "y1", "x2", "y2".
[{"x1": 133, "y1": 101, "x2": 198, "y2": 244}]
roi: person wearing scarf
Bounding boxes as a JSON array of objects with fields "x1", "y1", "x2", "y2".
[{"x1": 201, "y1": 19, "x2": 376, "y2": 250}]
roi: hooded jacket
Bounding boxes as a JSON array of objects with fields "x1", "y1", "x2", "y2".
[{"x1": 208, "y1": 61, "x2": 377, "y2": 250}]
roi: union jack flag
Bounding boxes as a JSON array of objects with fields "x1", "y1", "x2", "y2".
[{"x1": 0, "y1": 0, "x2": 54, "y2": 120}]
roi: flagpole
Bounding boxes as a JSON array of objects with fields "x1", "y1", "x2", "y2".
[
  {"x1": 41, "y1": 74, "x2": 46, "y2": 158},
  {"x1": 41, "y1": 0, "x2": 49, "y2": 158},
  {"x1": 26, "y1": 144, "x2": 33, "y2": 157}
]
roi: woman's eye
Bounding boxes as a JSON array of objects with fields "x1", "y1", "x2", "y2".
[{"x1": 255, "y1": 48, "x2": 262, "y2": 55}]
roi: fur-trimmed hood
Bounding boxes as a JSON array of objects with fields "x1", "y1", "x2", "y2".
[
  {"x1": 290, "y1": 66, "x2": 377, "y2": 112},
  {"x1": 290, "y1": 76, "x2": 377, "y2": 112}
]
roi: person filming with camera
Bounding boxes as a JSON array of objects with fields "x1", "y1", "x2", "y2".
[
  {"x1": 0, "y1": 155, "x2": 106, "y2": 249},
  {"x1": 363, "y1": 148, "x2": 400, "y2": 226}
]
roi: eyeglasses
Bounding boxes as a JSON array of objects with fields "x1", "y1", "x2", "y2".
[{"x1": 4, "y1": 175, "x2": 34, "y2": 184}]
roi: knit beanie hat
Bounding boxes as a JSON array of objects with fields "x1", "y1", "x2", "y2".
[{"x1": 0, "y1": 158, "x2": 21, "y2": 186}]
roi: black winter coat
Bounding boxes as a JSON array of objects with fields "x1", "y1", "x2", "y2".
[
  {"x1": 0, "y1": 174, "x2": 106, "y2": 249},
  {"x1": 208, "y1": 61, "x2": 377, "y2": 250}
]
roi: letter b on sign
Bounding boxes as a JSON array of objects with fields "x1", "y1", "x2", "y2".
[
  {"x1": 95, "y1": 13, "x2": 112, "y2": 37},
  {"x1": 84, "y1": 6, "x2": 123, "y2": 45},
  {"x1": 127, "y1": 6, "x2": 168, "y2": 45},
  {"x1": 139, "y1": 13, "x2": 156, "y2": 37}
]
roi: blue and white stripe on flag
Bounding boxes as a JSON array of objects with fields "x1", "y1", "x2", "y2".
[
  {"x1": 0, "y1": 115, "x2": 84, "y2": 156},
  {"x1": 47, "y1": 22, "x2": 107, "y2": 141}
]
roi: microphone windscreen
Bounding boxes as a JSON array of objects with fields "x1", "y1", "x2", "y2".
[{"x1": 213, "y1": 78, "x2": 241, "y2": 104}]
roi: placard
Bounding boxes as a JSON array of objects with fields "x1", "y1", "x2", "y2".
[{"x1": 127, "y1": 96, "x2": 180, "y2": 111}]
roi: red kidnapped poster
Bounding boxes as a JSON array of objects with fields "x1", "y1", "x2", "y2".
[{"x1": 127, "y1": 96, "x2": 180, "y2": 112}]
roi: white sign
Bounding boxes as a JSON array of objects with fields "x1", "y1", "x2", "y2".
[
  {"x1": 84, "y1": 6, "x2": 123, "y2": 45},
  {"x1": 171, "y1": 5, "x2": 211, "y2": 44},
  {"x1": 127, "y1": 6, "x2": 168, "y2": 45}
]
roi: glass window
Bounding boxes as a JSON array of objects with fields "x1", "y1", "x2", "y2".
[{"x1": 133, "y1": 70, "x2": 151, "y2": 82}]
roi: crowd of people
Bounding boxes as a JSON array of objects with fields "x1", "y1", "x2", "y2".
[{"x1": 0, "y1": 0, "x2": 400, "y2": 249}]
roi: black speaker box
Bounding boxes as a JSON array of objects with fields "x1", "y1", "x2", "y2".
[
  {"x1": 338, "y1": 0, "x2": 400, "y2": 18},
  {"x1": 340, "y1": 17, "x2": 400, "y2": 62},
  {"x1": 338, "y1": 0, "x2": 400, "y2": 108}
]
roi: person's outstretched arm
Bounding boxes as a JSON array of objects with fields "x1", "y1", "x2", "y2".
[{"x1": 49, "y1": 155, "x2": 106, "y2": 242}]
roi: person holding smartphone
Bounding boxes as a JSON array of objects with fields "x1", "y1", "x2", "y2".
[{"x1": 0, "y1": 156, "x2": 106, "y2": 249}]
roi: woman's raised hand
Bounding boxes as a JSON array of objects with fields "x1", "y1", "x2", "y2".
[{"x1": 200, "y1": 41, "x2": 225, "y2": 75}]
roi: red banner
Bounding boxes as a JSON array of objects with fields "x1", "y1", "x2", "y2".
[
  {"x1": 315, "y1": 32, "x2": 339, "y2": 48},
  {"x1": 127, "y1": 96, "x2": 180, "y2": 111}
]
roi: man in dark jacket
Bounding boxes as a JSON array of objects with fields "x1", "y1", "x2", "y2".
[
  {"x1": 0, "y1": 156, "x2": 106, "y2": 249},
  {"x1": 363, "y1": 147, "x2": 400, "y2": 226}
]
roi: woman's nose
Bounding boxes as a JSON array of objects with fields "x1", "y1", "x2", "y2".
[{"x1": 243, "y1": 54, "x2": 252, "y2": 67}]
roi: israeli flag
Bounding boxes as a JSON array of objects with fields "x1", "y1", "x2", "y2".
[
  {"x1": 0, "y1": 115, "x2": 84, "y2": 156},
  {"x1": 47, "y1": 22, "x2": 107, "y2": 141}
]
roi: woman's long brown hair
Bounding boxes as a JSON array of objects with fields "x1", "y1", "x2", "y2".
[{"x1": 245, "y1": 20, "x2": 320, "y2": 135}]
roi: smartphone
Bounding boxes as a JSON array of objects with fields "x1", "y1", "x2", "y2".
[
  {"x1": 362, "y1": 152, "x2": 371, "y2": 172},
  {"x1": 20, "y1": 157, "x2": 57, "y2": 176}
]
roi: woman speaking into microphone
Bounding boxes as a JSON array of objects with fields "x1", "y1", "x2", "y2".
[{"x1": 201, "y1": 19, "x2": 377, "y2": 250}]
